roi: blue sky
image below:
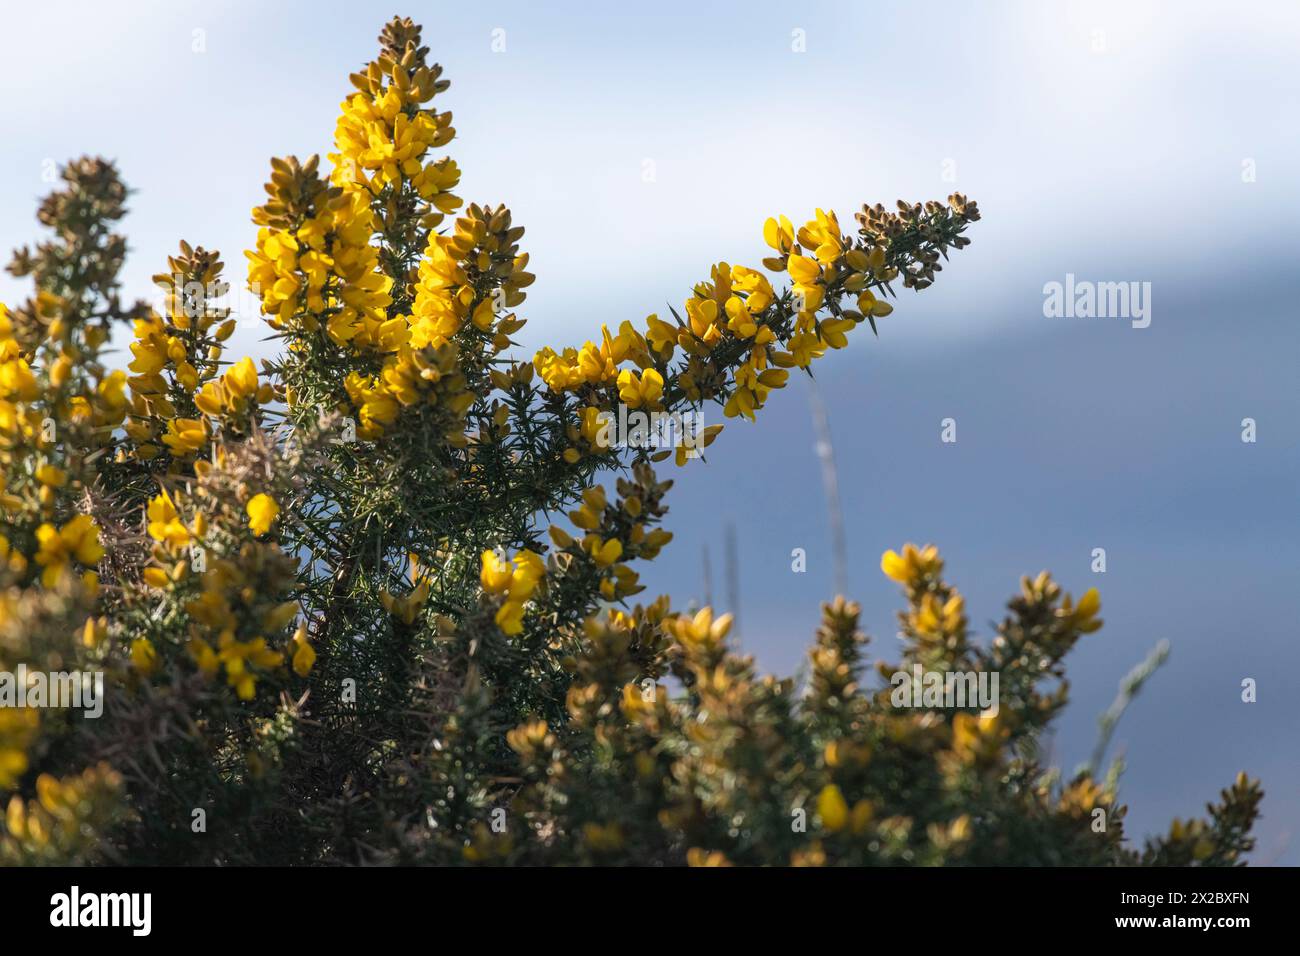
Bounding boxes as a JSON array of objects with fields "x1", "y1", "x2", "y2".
[{"x1": 2, "y1": 0, "x2": 1297, "y2": 862}]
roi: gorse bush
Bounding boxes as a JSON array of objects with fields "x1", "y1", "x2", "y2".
[{"x1": 0, "y1": 17, "x2": 1260, "y2": 866}]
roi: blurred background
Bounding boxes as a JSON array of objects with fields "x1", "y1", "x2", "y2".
[{"x1": 1, "y1": 0, "x2": 1296, "y2": 862}]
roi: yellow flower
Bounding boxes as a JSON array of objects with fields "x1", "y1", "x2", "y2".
[
  {"x1": 343, "y1": 372, "x2": 400, "y2": 437},
  {"x1": 762, "y1": 214, "x2": 795, "y2": 254},
  {"x1": 291, "y1": 624, "x2": 317, "y2": 677},
  {"x1": 480, "y1": 549, "x2": 513, "y2": 594},
  {"x1": 216, "y1": 636, "x2": 284, "y2": 700},
  {"x1": 161, "y1": 417, "x2": 208, "y2": 457},
  {"x1": 82, "y1": 616, "x2": 107, "y2": 648},
  {"x1": 142, "y1": 566, "x2": 171, "y2": 589},
  {"x1": 246, "y1": 493, "x2": 280, "y2": 536},
  {"x1": 586, "y1": 536, "x2": 623, "y2": 568},
  {"x1": 644, "y1": 313, "x2": 677, "y2": 360},
  {"x1": 786, "y1": 254, "x2": 821, "y2": 285},
  {"x1": 723, "y1": 296, "x2": 759, "y2": 339},
  {"x1": 261, "y1": 601, "x2": 300, "y2": 633},
  {"x1": 576, "y1": 406, "x2": 611, "y2": 452},
  {"x1": 912, "y1": 591, "x2": 966, "y2": 639},
  {"x1": 569, "y1": 486, "x2": 606, "y2": 530},
  {"x1": 819, "y1": 317, "x2": 856, "y2": 350},
  {"x1": 34, "y1": 515, "x2": 104, "y2": 587},
  {"x1": 880, "y1": 543, "x2": 942, "y2": 586},
  {"x1": 195, "y1": 357, "x2": 265, "y2": 419},
  {"x1": 0, "y1": 358, "x2": 39, "y2": 400},
  {"x1": 669, "y1": 606, "x2": 733, "y2": 656},
  {"x1": 189, "y1": 638, "x2": 219, "y2": 677},
  {"x1": 1061, "y1": 587, "x2": 1103, "y2": 633},
  {"x1": 506, "y1": 719, "x2": 553, "y2": 757},
  {"x1": 34, "y1": 464, "x2": 67, "y2": 488},
  {"x1": 494, "y1": 600, "x2": 526, "y2": 635},
  {"x1": 616, "y1": 368, "x2": 663, "y2": 409},
  {"x1": 817, "y1": 784, "x2": 849, "y2": 832},
  {"x1": 481, "y1": 548, "x2": 545, "y2": 634},
  {"x1": 856, "y1": 290, "x2": 894, "y2": 318},
  {"x1": 951, "y1": 712, "x2": 1009, "y2": 764},
  {"x1": 797, "y1": 208, "x2": 843, "y2": 265},
  {"x1": 130, "y1": 638, "x2": 159, "y2": 676},
  {"x1": 0, "y1": 750, "x2": 30, "y2": 792},
  {"x1": 786, "y1": 253, "x2": 826, "y2": 312},
  {"x1": 225, "y1": 356, "x2": 259, "y2": 398},
  {"x1": 508, "y1": 551, "x2": 544, "y2": 600},
  {"x1": 146, "y1": 490, "x2": 191, "y2": 549},
  {"x1": 686, "y1": 848, "x2": 733, "y2": 867},
  {"x1": 850, "y1": 800, "x2": 874, "y2": 834},
  {"x1": 683, "y1": 297, "x2": 722, "y2": 350},
  {"x1": 731, "y1": 265, "x2": 774, "y2": 312}
]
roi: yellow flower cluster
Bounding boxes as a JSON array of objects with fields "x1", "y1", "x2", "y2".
[
  {"x1": 26, "y1": 300, "x2": 125, "y2": 438},
  {"x1": 139, "y1": 486, "x2": 310, "y2": 699},
  {"x1": 408, "y1": 206, "x2": 531, "y2": 350},
  {"x1": 1059, "y1": 585, "x2": 1103, "y2": 633},
  {"x1": 0, "y1": 706, "x2": 39, "y2": 791},
  {"x1": 910, "y1": 591, "x2": 968, "y2": 649},
  {"x1": 1, "y1": 763, "x2": 121, "y2": 864},
  {"x1": 194, "y1": 356, "x2": 273, "y2": 422},
  {"x1": 246, "y1": 493, "x2": 279, "y2": 537},
  {"x1": 816, "y1": 783, "x2": 874, "y2": 835},
  {"x1": 560, "y1": 597, "x2": 674, "y2": 713},
  {"x1": 533, "y1": 321, "x2": 726, "y2": 466},
  {"x1": 668, "y1": 605, "x2": 734, "y2": 661},
  {"x1": 2, "y1": 300, "x2": 125, "y2": 524},
  {"x1": 248, "y1": 37, "x2": 534, "y2": 449},
  {"x1": 247, "y1": 169, "x2": 395, "y2": 350},
  {"x1": 144, "y1": 489, "x2": 197, "y2": 551},
  {"x1": 379, "y1": 553, "x2": 433, "y2": 626},
  {"x1": 505, "y1": 718, "x2": 554, "y2": 761},
  {"x1": 480, "y1": 548, "x2": 544, "y2": 635},
  {"x1": 341, "y1": 202, "x2": 533, "y2": 441},
  {"x1": 549, "y1": 481, "x2": 671, "y2": 603},
  {"x1": 124, "y1": 247, "x2": 236, "y2": 463},
  {"x1": 880, "y1": 542, "x2": 944, "y2": 586},
  {"x1": 185, "y1": 584, "x2": 295, "y2": 700},
  {"x1": 330, "y1": 54, "x2": 460, "y2": 218},
  {"x1": 950, "y1": 712, "x2": 1010, "y2": 765},
  {"x1": 33, "y1": 515, "x2": 103, "y2": 590},
  {"x1": 0, "y1": 255, "x2": 123, "y2": 836},
  {"x1": 530, "y1": 208, "x2": 897, "y2": 477},
  {"x1": 534, "y1": 321, "x2": 651, "y2": 394},
  {"x1": 0, "y1": 305, "x2": 42, "y2": 453},
  {"x1": 345, "y1": 339, "x2": 472, "y2": 442}
]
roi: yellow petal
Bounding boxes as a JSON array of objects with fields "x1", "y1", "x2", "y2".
[{"x1": 817, "y1": 784, "x2": 849, "y2": 832}]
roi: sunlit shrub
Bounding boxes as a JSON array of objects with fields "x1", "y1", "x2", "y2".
[{"x1": 0, "y1": 17, "x2": 1258, "y2": 866}]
